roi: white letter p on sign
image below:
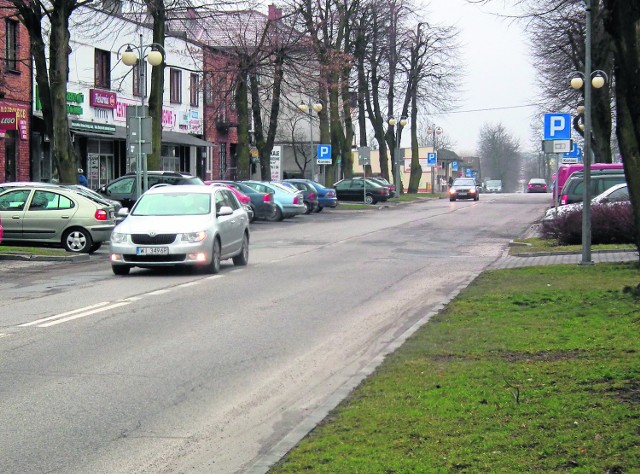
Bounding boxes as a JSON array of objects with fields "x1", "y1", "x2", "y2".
[{"x1": 550, "y1": 116, "x2": 566, "y2": 137}]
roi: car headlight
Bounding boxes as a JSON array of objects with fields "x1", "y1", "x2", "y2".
[
  {"x1": 111, "y1": 232, "x2": 128, "y2": 243},
  {"x1": 182, "y1": 231, "x2": 207, "y2": 242}
]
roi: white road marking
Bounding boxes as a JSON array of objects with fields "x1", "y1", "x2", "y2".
[
  {"x1": 38, "y1": 301, "x2": 132, "y2": 328},
  {"x1": 0, "y1": 333, "x2": 9, "y2": 339},
  {"x1": 19, "y1": 302, "x2": 112, "y2": 327}
]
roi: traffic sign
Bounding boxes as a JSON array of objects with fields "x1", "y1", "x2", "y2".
[
  {"x1": 317, "y1": 144, "x2": 332, "y2": 164},
  {"x1": 543, "y1": 113, "x2": 571, "y2": 140},
  {"x1": 543, "y1": 139, "x2": 572, "y2": 153},
  {"x1": 427, "y1": 152, "x2": 437, "y2": 166},
  {"x1": 563, "y1": 143, "x2": 583, "y2": 159},
  {"x1": 465, "y1": 168, "x2": 472, "y2": 177},
  {"x1": 358, "y1": 146, "x2": 370, "y2": 165},
  {"x1": 451, "y1": 161, "x2": 458, "y2": 171}
]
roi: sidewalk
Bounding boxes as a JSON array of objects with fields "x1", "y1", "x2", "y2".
[{"x1": 491, "y1": 249, "x2": 638, "y2": 269}]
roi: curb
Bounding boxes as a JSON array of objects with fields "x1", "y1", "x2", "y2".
[{"x1": 0, "y1": 253, "x2": 90, "y2": 262}]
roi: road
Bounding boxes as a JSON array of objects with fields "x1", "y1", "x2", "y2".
[{"x1": 0, "y1": 193, "x2": 549, "y2": 473}]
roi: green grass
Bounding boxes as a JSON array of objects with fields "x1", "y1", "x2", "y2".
[
  {"x1": 0, "y1": 244, "x2": 69, "y2": 256},
  {"x1": 271, "y1": 263, "x2": 640, "y2": 473},
  {"x1": 509, "y1": 237, "x2": 636, "y2": 256}
]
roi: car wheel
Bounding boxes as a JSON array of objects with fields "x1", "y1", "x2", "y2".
[
  {"x1": 233, "y1": 233, "x2": 249, "y2": 266},
  {"x1": 365, "y1": 194, "x2": 375, "y2": 205},
  {"x1": 205, "y1": 238, "x2": 221, "y2": 274},
  {"x1": 315, "y1": 206, "x2": 323, "y2": 213},
  {"x1": 63, "y1": 228, "x2": 93, "y2": 253},
  {"x1": 266, "y1": 206, "x2": 284, "y2": 222},
  {"x1": 112, "y1": 265, "x2": 130, "y2": 275},
  {"x1": 449, "y1": 197, "x2": 456, "y2": 201},
  {"x1": 249, "y1": 205, "x2": 257, "y2": 222},
  {"x1": 474, "y1": 195, "x2": 479, "y2": 201},
  {"x1": 89, "y1": 242, "x2": 102, "y2": 253},
  {"x1": 304, "y1": 201, "x2": 312, "y2": 214}
]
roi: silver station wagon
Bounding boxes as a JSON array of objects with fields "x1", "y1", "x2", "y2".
[{"x1": 110, "y1": 185, "x2": 250, "y2": 275}]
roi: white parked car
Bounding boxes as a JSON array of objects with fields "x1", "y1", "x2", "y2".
[
  {"x1": 543, "y1": 183, "x2": 629, "y2": 221},
  {"x1": 110, "y1": 185, "x2": 249, "y2": 275}
]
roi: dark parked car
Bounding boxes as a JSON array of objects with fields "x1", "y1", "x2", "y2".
[
  {"x1": 282, "y1": 179, "x2": 338, "y2": 212},
  {"x1": 282, "y1": 179, "x2": 319, "y2": 214},
  {"x1": 207, "y1": 180, "x2": 277, "y2": 221},
  {"x1": 98, "y1": 171, "x2": 204, "y2": 208},
  {"x1": 559, "y1": 172, "x2": 626, "y2": 205},
  {"x1": 527, "y1": 178, "x2": 548, "y2": 193},
  {"x1": 334, "y1": 178, "x2": 389, "y2": 204},
  {"x1": 449, "y1": 178, "x2": 479, "y2": 201},
  {"x1": 355, "y1": 177, "x2": 396, "y2": 198}
]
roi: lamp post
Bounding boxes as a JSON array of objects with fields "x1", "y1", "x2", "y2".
[
  {"x1": 427, "y1": 125, "x2": 443, "y2": 193},
  {"x1": 388, "y1": 116, "x2": 407, "y2": 195},
  {"x1": 569, "y1": 0, "x2": 608, "y2": 265},
  {"x1": 297, "y1": 99, "x2": 323, "y2": 182},
  {"x1": 120, "y1": 34, "x2": 165, "y2": 200}
]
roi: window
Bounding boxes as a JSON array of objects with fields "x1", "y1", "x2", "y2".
[
  {"x1": 95, "y1": 49, "x2": 111, "y2": 89},
  {"x1": 170, "y1": 68, "x2": 182, "y2": 103},
  {"x1": 190, "y1": 73, "x2": 199, "y2": 107},
  {"x1": 5, "y1": 20, "x2": 18, "y2": 71}
]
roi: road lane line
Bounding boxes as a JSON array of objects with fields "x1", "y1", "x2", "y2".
[
  {"x1": 147, "y1": 289, "x2": 171, "y2": 296},
  {"x1": 38, "y1": 302, "x2": 132, "y2": 328},
  {"x1": 19, "y1": 302, "x2": 112, "y2": 327}
]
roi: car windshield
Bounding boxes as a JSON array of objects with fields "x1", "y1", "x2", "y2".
[
  {"x1": 132, "y1": 192, "x2": 211, "y2": 216},
  {"x1": 453, "y1": 179, "x2": 475, "y2": 186},
  {"x1": 486, "y1": 180, "x2": 501, "y2": 186}
]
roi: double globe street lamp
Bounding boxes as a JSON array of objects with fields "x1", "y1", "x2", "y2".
[
  {"x1": 297, "y1": 99, "x2": 323, "y2": 182},
  {"x1": 568, "y1": 0, "x2": 608, "y2": 265},
  {"x1": 119, "y1": 34, "x2": 165, "y2": 199},
  {"x1": 388, "y1": 116, "x2": 407, "y2": 195}
]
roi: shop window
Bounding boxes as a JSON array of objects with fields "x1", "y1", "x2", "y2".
[
  {"x1": 95, "y1": 49, "x2": 111, "y2": 89},
  {"x1": 190, "y1": 73, "x2": 199, "y2": 107},
  {"x1": 170, "y1": 68, "x2": 182, "y2": 103},
  {"x1": 5, "y1": 19, "x2": 18, "y2": 71}
]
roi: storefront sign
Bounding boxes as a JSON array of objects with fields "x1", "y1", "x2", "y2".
[
  {"x1": 35, "y1": 87, "x2": 84, "y2": 115},
  {"x1": 18, "y1": 119, "x2": 28, "y2": 140},
  {"x1": 0, "y1": 112, "x2": 17, "y2": 130},
  {"x1": 71, "y1": 120, "x2": 116, "y2": 134},
  {"x1": 90, "y1": 89, "x2": 117, "y2": 109},
  {"x1": 270, "y1": 146, "x2": 282, "y2": 181}
]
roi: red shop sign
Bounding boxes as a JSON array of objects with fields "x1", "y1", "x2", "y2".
[
  {"x1": 90, "y1": 89, "x2": 117, "y2": 109},
  {"x1": 0, "y1": 112, "x2": 17, "y2": 131}
]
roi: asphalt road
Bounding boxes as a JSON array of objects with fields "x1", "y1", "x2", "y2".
[{"x1": 0, "y1": 193, "x2": 550, "y2": 473}]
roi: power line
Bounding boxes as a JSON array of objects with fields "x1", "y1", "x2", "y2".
[{"x1": 432, "y1": 103, "x2": 539, "y2": 115}]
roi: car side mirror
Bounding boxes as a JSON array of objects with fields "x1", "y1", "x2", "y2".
[
  {"x1": 99, "y1": 186, "x2": 108, "y2": 195},
  {"x1": 117, "y1": 208, "x2": 129, "y2": 217},
  {"x1": 217, "y1": 205, "x2": 233, "y2": 216}
]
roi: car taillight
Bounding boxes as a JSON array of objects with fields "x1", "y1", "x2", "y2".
[
  {"x1": 263, "y1": 193, "x2": 272, "y2": 203},
  {"x1": 327, "y1": 191, "x2": 335, "y2": 197},
  {"x1": 561, "y1": 194, "x2": 568, "y2": 205},
  {"x1": 309, "y1": 192, "x2": 315, "y2": 200},
  {"x1": 528, "y1": 184, "x2": 533, "y2": 188},
  {"x1": 381, "y1": 189, "x2": 388, "y2": 195},
  {"x1": 293, "y1": 196, "x2": 299, "y2": 204},
  {"x1": 241, "y1": 196, "x2": 250, "y2": 204},
  {"x1": 95, "y1": 209, "x2": 108, "y2": 221}
]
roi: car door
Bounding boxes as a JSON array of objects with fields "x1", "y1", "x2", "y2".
[
  {"x1": 105, "y1": 176, "x2": 136, "y2": 208},
  {"x1": 335, "y1": 179, "x2": 356, "y2": 201},
  {"x1": 214, "y1": 189, "x2": 242, "y2": 257},
  {"x1": 22, "y1": 190, "x2": 78, "y2": 241},
  {"x1": 0, "y1": 188, "x2": 31, "y2": 240}
]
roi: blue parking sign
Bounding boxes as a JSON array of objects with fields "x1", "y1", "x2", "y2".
[
  {"x1": 427, "y1": 152, "x2": 437, "y2": 166},
  {"x1": 317, "y1": 144, "x2": 332, "y2": 165},
  {"x1": 451, "y1": 161, "x2": 458, "y2": 171},
  {"x1": 543, "y1": 113, "x2": 571, "y2": 140}
]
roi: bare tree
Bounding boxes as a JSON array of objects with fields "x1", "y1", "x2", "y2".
[{"x1": 478, "y1": 123, "x2": 522, "y2": 192}]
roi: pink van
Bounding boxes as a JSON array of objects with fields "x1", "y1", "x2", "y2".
[{"x1": 554, "y1": 163, "x2": 624, "y2": 198}]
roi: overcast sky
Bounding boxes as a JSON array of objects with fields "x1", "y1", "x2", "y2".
[{"x1": 422, "y1": 0, "x2": 538, "y2": 157}]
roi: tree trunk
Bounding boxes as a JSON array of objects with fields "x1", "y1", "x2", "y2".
[
  {"x1": 602, "y1": 0, "x2": 640, "y2": 257},
  {"x1": 146, "y1": 0, "x2": 166, "y2": 174},
  {"x1": 234, "y1": 72, "x2": 250, "y2": 180}
]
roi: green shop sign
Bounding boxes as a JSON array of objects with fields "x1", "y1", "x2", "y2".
[
  {"x1": 70, "y1": 120, "x2": 116, "y2": 134},
  {"x1": 35, "y1": 85, "x2": 84, "y2": 115}
]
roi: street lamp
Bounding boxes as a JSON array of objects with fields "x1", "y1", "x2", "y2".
[
  {"x1": 427, "y1": 125, "x2": 443, "y2": 193},
  {"x1": 297, "y1": 99, "x2": 323, "y2": 182},
  {"x1": 119, "y1": 34, "x2": 165, "y2": 200},
  {"x1": 569, "y1": 0, "x2": 608, "y2": 265},
  {"x1": 388, "y1": 116, "x2": 407, "y2": 195}
]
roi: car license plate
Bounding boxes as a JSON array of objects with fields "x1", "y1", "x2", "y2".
[
  {"x1": 137, "y1": 247, "x2": 169, "y2": 255},
  {"x1": 458, "y1": 192, "x2": 467, "y2": 196}
]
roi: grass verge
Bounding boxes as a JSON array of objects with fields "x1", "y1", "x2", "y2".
[
  {"x1": 0, "y1": 244, "x2": 69, "y2": 256},
  {"x1": 509, "y1": 237, "x2": 637, "y2": 256},
  {"x1": 271, "y1": 262, "x2": 640, "y2": 473}
]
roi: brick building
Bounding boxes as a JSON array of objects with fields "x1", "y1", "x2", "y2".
[{"x1": 0, "y1": 1, "x2": 32, "y2": 182}]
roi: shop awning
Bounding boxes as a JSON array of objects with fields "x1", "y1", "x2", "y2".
[
  {"x1": 70, "y1": 125, "x2": 127, "y2": 140},
  {"x1": 162, "y1": 131, "x2": 213, "y2": 147}
]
